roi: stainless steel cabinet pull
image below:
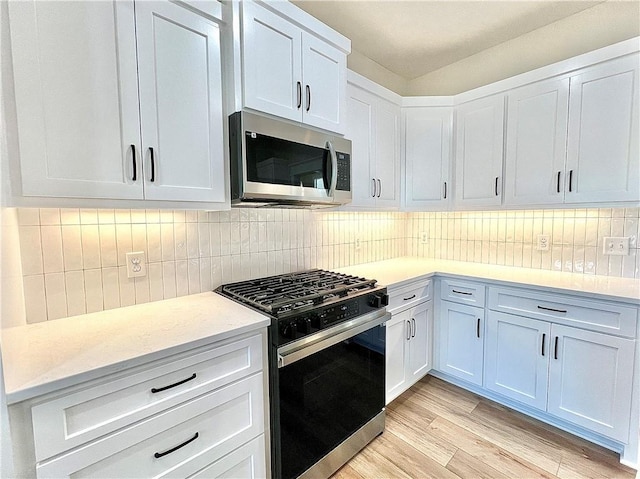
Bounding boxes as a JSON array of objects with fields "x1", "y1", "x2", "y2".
[
  {"x1": 541, "y1": 333, "x2": 546, "y2": 356},
  {"x1": 377, "y1": 179, "x2": 381, "y2": 198},
  {"x1": 537, "y1": 305, "x2": 567, "y2": 314},
  {"x1": 476, "y1": 318, "x2": 481, "y2": 338},
  {"x1": 403, "y1": 294, "x2": 416, "y2": 301},
  {"x1": 296, "y1": 81, "x2": 302, "y2": 109},
  {"x1": 443, "y1": 181, "x2": 447, "y2": 199},
  {"x1": 406, "y1": 320, "x2": 411, "y2": 341},
  {"x1": 151, "y1": 373, "x2": 196, "y2": 393},
  {"x1": 568, "y1": 170, "x2": 574, "y2": 192},
  {"x1": 306, "y1": 85, "x2": 311, "y2": 112},
  {"x1": 149, "y1": 147, "x2": 156, "y2": 182},
  {"x1": 495, "y1": 177, "x2": 499, "y2": 196},
  {"x1": 554, "y1": 336, "x2": 559, "y2": 360},
  {"x1": 131, "y1": 145, "x2": 137, "y2": 181},
  {"x1": 372, "y1": 178, "x2": 376, "y2": 197},
  {"x1": 452, "y1": 289, "x2": 472, "y2": 295},
  {"x1": 556, "y1": 171, "x2": 561, "y2": 193},
  {"x1": 411, "y1": 318, "x2": 416, "y2": 338},
  {"x1": 154, "y1": 432, "x2": 199, "y2": 458}
]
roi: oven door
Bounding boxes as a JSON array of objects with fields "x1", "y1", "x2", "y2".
[{"x1": 272, "y1": 310, "x2": 388, "y2": 479}]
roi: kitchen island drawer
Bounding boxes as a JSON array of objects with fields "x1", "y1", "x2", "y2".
[
  {"x1": 36, "y1": 373, "x2": 265, "y2": 478},
  {"x1": 488, "y1": 287, "x2": 638, "y2": 337},
  {"x1": 32, "y1": 334, "x2": 263, "y2": 461},
  {"x1": 440, "y1": 279, "x2": 486, "y2": 307},
  {"x1": 388, "y1": 279, "x2": 431, "y2": 313}
]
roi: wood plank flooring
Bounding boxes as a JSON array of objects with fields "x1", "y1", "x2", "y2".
[{"x1": 331, "y1": 376, "x2": 636, "y2": 479}]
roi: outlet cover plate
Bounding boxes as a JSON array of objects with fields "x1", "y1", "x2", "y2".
[
  {"x1": 603, "y1": 237, "x2": 630, "y2": 256},
  {"x1": 536, "y1": 234, "x2": 550, "y2": 251},
  {"x1": 126, "y1": 251, "x2": 147, "y2": 278}
]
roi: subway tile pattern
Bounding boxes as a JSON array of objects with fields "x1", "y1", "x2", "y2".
[
  {"x1": 18, "y1": 208, "x2": 407, "y2": 323},
  {"x1": 406, "y1": 208, "x2": 640, "y2": 279}
]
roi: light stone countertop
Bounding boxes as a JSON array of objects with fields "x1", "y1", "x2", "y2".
[
  {"x1": 1, "y1": 292, "x2": 269, "y2": 404},
  {"x1": 338, "y1": 257, "x2": 640, "y2": 305}
]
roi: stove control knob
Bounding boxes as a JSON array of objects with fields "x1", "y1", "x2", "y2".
[
  {"x1": 310, "y1": 313, "x2": 323, "y2": 329},
  {"x1": 297, "y1": 317, "x2": 312, "y2": 335},
  {"x1": 280, "y1": 320, "x2": 298, "y2": 340},
  {"x1": 368, "y1": 293, "x2": 389, "y2": 308}
]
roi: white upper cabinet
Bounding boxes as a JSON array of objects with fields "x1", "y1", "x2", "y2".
[
  {"x1": 404, "y1": 107, "x2": 452, "y2": 210},
  {"x1": 565, "y1": 55, "x2": 639, "y2": 203},
  {"x1": 9, "y1": 0, "x2": 226, "y2": 205},
  {"x1": 241, "y1": 2, "x2": 348, "y2": 134},
  {"x1": 454, "y1": 94, "x2": 505, "y2": 208},
  {"x1": 504, "y1": 78, "x2": 570, "y2": 206},
  {"x1": 9, "y1": 1, "x2": 142, "y2": 200},
  {"x1": 345, "y1": 82, "x2": 400, "y2": 209},
  {"x1": 135, "y1": 2, "x2": 225, "y2": 203}
]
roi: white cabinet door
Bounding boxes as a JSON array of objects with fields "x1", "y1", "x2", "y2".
[
  {"x1": 407, "y1": 301, "x2": 432, "y2": 384},
  {"x1": 9, "y1": 0, "x2": 143, "y2": 199},
  {"x1": 438, "y1": 302, "x2": 484, "y2": 386},
  {"x1": 385, "y1": 312, "x2": 410, "y2": 404},
  {"x1": 136, "y1": 2, "x2": 225, "y2": 203},
  {"x1": 547, "y1": 324, "x2": 635, "y2": 442},
  {"x1": 346, "y1": 85, "x2": 376, "y2": 207},
  {"x1": 374, "y1": 100, "x2": 401, "y2": 208},
  {"x1": 504, "y1": 78, "x2": 570, "y2": 206},
  {"x1": 484, "y1": 311, "x2": 550, "y2": 410},
  {"x1": 301, "y1": 33, "x2": 346, "y2": 133},
  {"x1": 241, "y1": 2, "x2": 302, "y2": 123},
  {"x1": 404, "y1": 108, "x2": 452, "y2": 210},
  {"x1": 566, "y1": 55, "x2": 639, "y2": 203},
  {"x1": 454, "y1": 95, "x2": 505, "y2": 208}
]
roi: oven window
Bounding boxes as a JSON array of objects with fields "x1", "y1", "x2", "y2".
[
  {"x1": 277, "y1": 325, "x2": 385, "y2": 479},
  {"x1": 245, "y1": 132, "x2": 330, "y2": 189}
]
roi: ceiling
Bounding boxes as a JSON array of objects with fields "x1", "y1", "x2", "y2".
[{"x1": 291, "y1": 0, "x2": 611, "y2": 80}]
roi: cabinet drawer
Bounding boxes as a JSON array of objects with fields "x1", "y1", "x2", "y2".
[
  {"x1": 190, "y1": 434, "x2": 267, "y2": 479},
  {"x1": 440, "y1": 279, "x2": 486, "y2": 307},
  {"x1": 32, "y1": 334, "x2": 263, "y2": 461},
  {"x1": 388, "y1": 279, "x2": 431, "y2": 313},
  {"x1": 488, "y1": 287, "x2": 637, "y2": 338},
  {"x1": 36, "y1": 373, "x2": 265, "y2": 478}
]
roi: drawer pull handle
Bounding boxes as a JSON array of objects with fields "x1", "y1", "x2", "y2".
[
  {"x1": 541, "y1": 333, "x2": 546, "y2": 356},
  {"x1": 476, "y1": 318, "x2": 481, "y2": 338},
  {"x1": 452, "y1": 289, "x2": 472, "y2": 296},
  {"x1": 411, "y1": 318, "x2": 416, "y2": 338},
  {"x1": 554, "y1": 336, "x2": 559, "y2": 360},
  {"x1": 154, "y1": 432, "x2": 199, "y2": 459},
  {"x1": 537, "y1": 305, "x2": 567, "y2": 314},
  {"x1": 403, "y1": 294, "x2": 416, "y2": 301},
  {"x1": 151, "y1": 373, "x2": 197, "y2": 393}
]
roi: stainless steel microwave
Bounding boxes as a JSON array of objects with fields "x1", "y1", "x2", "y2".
[{"x1": 228, "y1": 112, "x2": 352, "y2": 207}]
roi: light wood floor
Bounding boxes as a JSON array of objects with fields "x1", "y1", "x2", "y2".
[{"x1": 331, "y1": 375, "x2": 636, "y2": 479}]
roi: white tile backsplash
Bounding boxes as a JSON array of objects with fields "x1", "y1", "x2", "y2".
[{"x1": 15, "y1": 207, "x2": 638, "y2": 323}]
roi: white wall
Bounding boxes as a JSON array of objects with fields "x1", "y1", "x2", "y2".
[{"x1": 405, "y1": 1, "x2": 640, "y2": 95}]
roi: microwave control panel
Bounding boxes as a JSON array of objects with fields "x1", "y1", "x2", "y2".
[{"x1": 336, "y1": 153, "x2": 351, "y2": 191}]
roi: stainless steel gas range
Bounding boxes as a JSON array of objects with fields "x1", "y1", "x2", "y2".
[{"x1": 216, "y1": 269, "x2": 389, "y2": 479}]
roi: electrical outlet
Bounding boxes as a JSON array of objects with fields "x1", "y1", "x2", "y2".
[
  {"x1": 603, "y1": 237, "x2": 630, "y2": 256},
  {"x1": 536, "y1": 234, "x2": 550, "y2": 251},
  {"x1": 420, "y1": 232, "x2": 428, "y2": 244},
  {"x1": 354, "y1": 238, "x2": 361, "y2": 250},
  {"x1": 126, "y1": 251, "x2": 146, "y2": 278}
]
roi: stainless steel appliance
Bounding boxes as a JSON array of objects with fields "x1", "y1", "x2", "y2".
[
  {"x1": 216, "y1": 269, "x2": 389, "y2": 479},
  {"x1": 228, "y1": 112, "x2": 352, "y2": 207}
]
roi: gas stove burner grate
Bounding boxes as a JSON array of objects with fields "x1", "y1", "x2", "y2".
[{"x1": 218, "y1": 269, "x2": 377, "y2": 316}]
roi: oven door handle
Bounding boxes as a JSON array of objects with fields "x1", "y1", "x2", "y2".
[{"x1": 277, "y1": 310, "x2": 390, "y2": 368}]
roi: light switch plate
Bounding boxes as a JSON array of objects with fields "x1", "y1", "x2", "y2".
[
  {"x1": 603, "y1": 237, "x2": 630, "y2": 256},
  {"x1": 126, "y1": 251, "x2": 147, "y2": 278}
]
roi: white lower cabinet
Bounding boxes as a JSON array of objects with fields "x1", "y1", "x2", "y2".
[
  {"x1": 386, "y1": 301, "x2": 432, "y2": 404},
  {"x1": 14, "y1": 332, "x2": 268, "y2": 479},
  {"x1": 437, "y1": 301, "x2": 484, "y2": 386},
  {"x1": 484, "y1": 292, "x2": 636, "y2": 443}
]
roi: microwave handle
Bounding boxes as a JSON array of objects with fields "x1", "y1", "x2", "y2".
[{"x1": 326, "y1": 140, "x2": 338, "y2": 198}]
